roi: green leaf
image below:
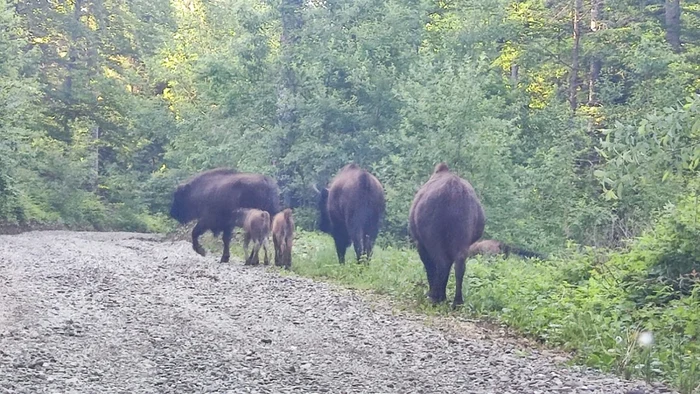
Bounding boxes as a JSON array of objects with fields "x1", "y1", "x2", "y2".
[
  {"x1": 604, "y1": 189, "x2": 618, "y2": 201},
  {"x1": 662, "y1": 171, "x2": 671, "y2": 182}
]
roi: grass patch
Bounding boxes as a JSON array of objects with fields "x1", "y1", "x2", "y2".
[{"x1": 217, "y1": 228, "x2": 700, "y2": 393}]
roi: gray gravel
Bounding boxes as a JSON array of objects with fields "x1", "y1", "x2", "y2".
[{"x1": 0, "y1": 231, "x2": 674, "y2": 393}]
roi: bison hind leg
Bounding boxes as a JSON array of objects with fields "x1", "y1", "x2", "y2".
[
  {"x1": 220, "y1": 227, "x2": 233, "y2": 263},
  {"x1": 352, "y1": 234, "x2": 367, "y2": 264},
  {"x1": 262, "y1": 237, "x2": 270, "y2": 265},
  {"x1": 417, "y1": 244, "x2": 449, "y2": 304},
  {"x1": 433, "y1": 258, "x2": 452, "y2": 304},
  {"x1": 192, "y1": 221, "x2": 207, "y2": 257},
  {"x1": 363, "y1": 233, "x2": 375, "y2": 261},
  {"x1": 418, "y1": 244, "x2": 437, "y2": 303},
  {"x1": 246, "y1": 247, "x2": 256, "y2": 266},
  {"x1": 333, "y1": 233, "x2": 350, "y2": 265},
  {"x1": 243, "y1": 235, "x2": 253, "y2": 265},
  {"x1": 251, "y1": 240, "x2": 262, "y2": 266},
  {"x1": 353, "y1": 242, "x2": 362, "y2": 264},
  {"x1": 452, "y1": 257, "x2": 467, "y2": 308},
  {"x1": 273, "y1": 236, "x2": 281, "y2": 266},
  {"x1": 285, "y1": 242, "x2": 293, "y2": 269}
]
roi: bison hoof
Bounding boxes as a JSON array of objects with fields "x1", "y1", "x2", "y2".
[
  {"x1": 194, "y1": 246, "x2": 206, "y2": 257},
  {"x1": 220, "y1": 255, "x2": 230, "y2": 263},
  {"x1": 426, "y1": 293, "x2": 447, "y2": 306}
]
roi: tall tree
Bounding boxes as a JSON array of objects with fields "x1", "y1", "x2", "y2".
[
  {"x1": 569, "y1": 0, "x2": 583, "y2": 112},
  {"x1": 665, "y1": 0, "x2": 681, "y2": 52},
  {"x1": 275, "y1": 0, "x2": 304, "y2": 206},
  {"x1": 588, "y1": 0, "x2": 603, "y2": 105}
]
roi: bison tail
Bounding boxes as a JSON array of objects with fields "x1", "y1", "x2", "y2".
[
  {"x1": 434, "y1": 162, "x2": 449, "y2": 174},
  {"x1": 358, "y1": 171, "x2": 371, "y2": 191}
]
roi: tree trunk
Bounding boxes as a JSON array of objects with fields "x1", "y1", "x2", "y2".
[
  {"x1": 587, "y1": 60, "x2": 601, "y2": 105},
  {"x1": 590, "y1": 0, "x2": 602, "y2": 32},
  {"x1": 569, "y1": 0, "x2": 582, "y2": 113},
  {"x1": 92, "y1": 125, "x2": 99, "y2": 192},
  {"x1": 63, "y1": 0, "x2": 83, "y2": 137},
  {"x1": 276, "y1": 0, "x2": 303, "y2": 206},
  {"x1": 665, "y1": 0, "x2": 681, "y2": 53},
  {"x1": 277, "y1": 0, "x2": 303, "y2": 126},
  {"x1": 588, "y1": 0, "x2": 603, "y2": 106}
]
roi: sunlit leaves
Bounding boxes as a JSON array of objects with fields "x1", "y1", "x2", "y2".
[{"x1": 596, "y1": 96, "x2": 700, "y2": 205}]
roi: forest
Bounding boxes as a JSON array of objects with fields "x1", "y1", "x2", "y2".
[{"x1": 1, "y1": 0, "x2": 699, "y2": 390}]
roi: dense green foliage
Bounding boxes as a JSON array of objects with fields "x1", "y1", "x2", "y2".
[
  {"x1": 2, "y1": 0, "x2": 700, "y2": 389},
  {"x1": 2, "y1": 0, "x2": 698, "y2": 247}
]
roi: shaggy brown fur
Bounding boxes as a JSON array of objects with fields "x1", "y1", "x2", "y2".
[
  {"x1": 468, "y1": 239, "x2": 546, "y2": 259},
  {"x1": 169, "y1": 168, "x2": 280, "y2": 263},
  {"x1": 233, "y1": 208, "x2": 271, "y2": 266},
  {"x1": 317, "y1": 163, "x2": 386, "y2": 264},
  {"x1": 409, "y1": 163, "x2": 485, "y2": 308},
  {"x1": 272, "y1": 208, "x2": 294, "y2": 269}
]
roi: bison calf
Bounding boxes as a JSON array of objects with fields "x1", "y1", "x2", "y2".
[
  {"x1": 271, "y1": 208, "x2": 294, "y2": 269},
  {"x1": 233, "y1": 208, "x2": 271, "y2": 266},
  {"x1": 409, "y1": 163, "x2": 485, "y2": 308},
  {"x1": 468, "y1": 239, "x2": 545, "y2": 260},
  {"x1": 316, "y1": 163, "x2": 386, "y2": 264}
]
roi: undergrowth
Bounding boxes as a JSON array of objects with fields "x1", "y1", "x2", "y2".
[
  {"x1": 214, "y1": 196, "x2": 700, "y2": 393},
  {"x1": 268, "y1": 230, "x2": 699, "y2": 393}
]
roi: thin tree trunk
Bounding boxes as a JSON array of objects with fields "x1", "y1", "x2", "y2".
[
  {"x1": 588, "y1": 0, "x2": 603, "y2": 106},
  {"x1": 590, "y1": 0, "x2": 602, "y2": 32},
  {"x1": 91, "y1": 0, "x2": 103, "y2": 192},
  {"x1": 588, "y1": 60, "x2": 601, "y2": 105},
  {"x1": 665, "y1": 0, "x2": 681, "y2": 53},
  {"x1": 277, "y1": 0, "x2": 303, "y2": 122},
  {"x1": 510, "y1": 64, "x2": 519, "y2": 85},
  {"x1": 63, "y1": 0, "x2": 82, "y2": 137},
  {"x1": 92, "y1": 125, "x2": 99, "y2": 191},
  {"x1": 569, "y1": 0, "x2": 582, "y2": 113},
  {"x1": 276, "y1": 0, "x2": 303, "y2": 206}
]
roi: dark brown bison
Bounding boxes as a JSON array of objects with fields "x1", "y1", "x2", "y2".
[
  {"x1": 468, "y1": 239, "x2": 546, "y2": 260},
  {"x1": 232, "y1": 208, "x2": 271, "y2": 266},
  {"x1": 316, "y1": 163, "x2": 386, "y2": 264},
  {"x1": 169, "y1": 168, "x2": 280, "y2": 263},
  {"x1": 272, "y1": 208, "x2": 294, "y2": 269},
  {"x1": 409, "y1": 163, "x2": 485, "y2": 308}
]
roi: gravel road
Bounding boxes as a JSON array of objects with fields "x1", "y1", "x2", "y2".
[{"x1": 0, "y1": 231, "x2": 674, "y2": 393}]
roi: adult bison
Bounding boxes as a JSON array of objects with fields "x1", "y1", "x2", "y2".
[
  {"x1": 409, "y1": 163, "x2": 485, "y2": 308},
  {"x1": 316, "y1": 163, "x2": 385, "y2": 264},
  {"x1": 169, "y1": 168, "x2": 280, "y2": 263}
]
